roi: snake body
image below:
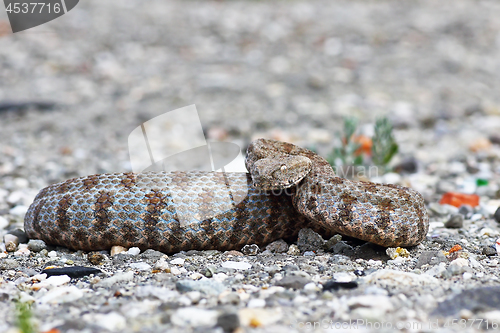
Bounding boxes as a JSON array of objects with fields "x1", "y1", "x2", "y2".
[{"x1": 24, "y1": 139, "x2": 429, "y2": 252}]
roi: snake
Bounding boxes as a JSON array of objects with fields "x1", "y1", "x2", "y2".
[{"x1": 24, "y1": 138, "x2": 429, "y2": 253}]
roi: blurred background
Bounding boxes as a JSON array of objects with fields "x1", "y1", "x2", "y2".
[{"x1": 1, "y1": 0, "x2": 500, "y2": 189}]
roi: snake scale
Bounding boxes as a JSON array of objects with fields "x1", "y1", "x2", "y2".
[{"x1": 24, "y1": 138, "x2": 429, "y2": 253}]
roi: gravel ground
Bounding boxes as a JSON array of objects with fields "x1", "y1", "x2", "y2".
[{"x1": 2, "y1": 0, "x2": 500, "y2": 332}]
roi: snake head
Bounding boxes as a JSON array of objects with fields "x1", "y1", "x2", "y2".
[{"x1": 250, "y1": 156, "x2": 312, "y2": 191}]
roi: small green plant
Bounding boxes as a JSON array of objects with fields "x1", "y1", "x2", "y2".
[
  {"x1": 327, "y1": 116, "x2": 399, "y2": 174},
  {"x1": 371, "y1": 117, "x2": 399, "y2": 170},
  {"x1": 15, "y1": 301, "x2": 36, "y2": 333},
  {"x1": 327, "y1": 116, "x2": 363, "y2": 167}
]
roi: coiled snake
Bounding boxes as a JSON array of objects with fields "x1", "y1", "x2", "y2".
[{"x1": 24, "y1": 138, "x2": 429, "y2": 252}]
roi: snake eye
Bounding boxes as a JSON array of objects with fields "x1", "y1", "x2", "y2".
[{"x1": 280, "y1": 165, "x2": 287, "y2": 171}]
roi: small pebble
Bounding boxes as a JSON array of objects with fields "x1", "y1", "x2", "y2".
[
  {"x1": 445, "y1": 214, "x2": 464, "y2": 229},
  {"x1": 87, "y1": 252, "x2": 106, "y2": 265},
  {"x1": 296, "y1": 228, "x2": 325, "y2": 252},
  {"x1": 27, "y1": 239, "x2": 47, "y2": 252},
  {"x1": 221, "y1": 261, "x2": 252, "y2": 270},
  {"x1": 110, "y1": 246, "x2": 127, "y2": 256},
  {"x1": 176, "y1": 279, "x2": 225, "y2": 296},
  {"x1": 129, "y1": 262, "x2": 152, "y2": 271},
  {"x1": 217, "y1": 312, "x2": 240, "y2": 332},
  {"x1": 276, "y1": 275, "x2": 310, "y2": 289},
  {"x1": 170, "y1": 258, "x2": 185, "y2": 265},
  {"x1": 127, "y1": 247, "x2": 141, "y2": 255},
  {"x1": 458, "y1": 204, "x2": 474, "y2": 219},
  {"x1": 266, "y1": 239, "x2": 289, "y2": 253},
  {"x1": 483, "y1": 245, "x2": 497, "y2": 256},
  {"x1": 287, "y1": 244, "x2": 300, "y2": 255},
  {"x1": 322, "y1": 280, "x2": 358, "y2": 291},
  {"x1": 241, "y1": 244, "x2": 260, "y2": 255}
]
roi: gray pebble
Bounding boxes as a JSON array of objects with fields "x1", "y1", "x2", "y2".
[
  {"x1": 176, "y1": 279, "x2": 225, "y2": 296},
  {"x1": 297, "y1": 228, "x2": 325, "y2": 252},
  {"x1": 482, "y1": 245, "x2": 497, "y2": 256},
  {"x1": 415, "y1": 251, "x2": 448, "y2": 268},
  {"x1": 204, "y1": 265, "x2": 217, "y2": 278},
  {"x1": 0, "y1": 259, "x2": 19, "y2": 270},
  {"x1": 323, "y1": 234, "x2": 342, "y2": 251},
  {"x1": 264, "y1": 265, "x2": 281, "y2": 276},
  {"x1": 218, "y1": 292, "x2": 240, "y2": 305},
  {"x1": 445, "y1": 214, "x2": 464, "y2": 229},
  {"x1": 433, "y1": 286, "x2": 500, "y2": 317},
  {"x1": 217, "y1": 312, "x2": 240, "y2": 332},
  {"x1": 266, "y1": 239, "x2": 289, "y2": 253},
  {"x1": 27, "y1": 239, "x2": 47, "y2": 252},
  {"x1": 140, "y1": 249, "x2": 165, "y2": 260},
  {"x1": 276, "y1": 275, "x2": 310, "y2": 290},
  {"x1": 458, "y1": 205, "x2": 474, "y2": 219},
  {"x1": 330, "y1": 241, "x2": 355, "y2": 256}
]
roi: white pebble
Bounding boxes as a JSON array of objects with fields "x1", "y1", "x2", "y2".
[
  {"x1": 83, "y1": 312, "x2": 126, "y2": 331},
  {"x1": 0, "y1": 216, "x2": 9, "y2": 230},
  {"x1": 171, "y1": 307, "x2": 217, "y2": 327},
  {"x1": 450, "y1": 258, "x2": 468, "y2": 268},
  {"x1": 32, "y1": 275, "x2": 71, "y2": 289},
  {"x1": 127, "y1": 247, "x2": 141, "y2": 255},
  {"x1": 37, "y1": 286, "x2": 83, "y2": 304},
  {"x1": 170, "y1": 258, "x2": 185, "y2": 265},
  {"x1": 221, "y1": 261, "x2": 252, "y2": 270},
  {"x1": 9, "y1": 205, "x2": 28, "y2": 216},
  {"x1": 96, "y1": 271, "x2": 134, "y2": 288},
  {"x1": 170, "y1": 267, "x2": 183, "y2": 275},
  {"x1": 153, "y1": 258, "x2": 170, "y2": 271},
  {"x1": 247, "y1": 298, "x2": 266, "y2": 308},
  {"x1": 129, "y1": 262, "x2": 151, "y2": 271}
]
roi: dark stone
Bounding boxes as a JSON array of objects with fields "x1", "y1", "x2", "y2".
[
  {"x1": 297, "y1": 228, "x2": 325, "y2": 252},
  {"x1": 415, "y1": 251, "x2": 447, "y2": 268},
  {"x1": 323, "y1": 234, "x2": 342, "y2": 251},
  {"x1": 42, "y1": 266, "x2": 102, "y2": 278},
  {"x1": 217, "y1": 312, "x2": 240, "y2": 332},
  {"x1": 354, "y1": 243, "x2": 389, "y2": 260},
  {"x1": 353, "y1": 270, "x2": 365, "y2": 276},
  {"x1": 482, "y1": 245, "x2": 497, "y2": 256},
  {"x1": 432, "y1": 286, "x2": 500, "y2": 317},
  {"x1": 276, "y1": 275, "x2": 310, "y2": 289},
  {"x1": 7, "y1": 229, "x2": 28, "y2": 244},
  {"x1": 330, "y1": 241, "x2": 355, "y2": 257},
  {"x1": 394, "y1": 157, "x2": 418, "y2": 174},
  {"x1": 494, "y1": 207, "x2": 500, "y2": 223},
  {"x1": 322, "y1": 280, "x2": 358, "y2": 291},
  {"x1": 241, "y1": 244, "x2": 260, "y2": 255},
  {"x1": 445, "y1": 214, "x2": 464, "y2": 229}
]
